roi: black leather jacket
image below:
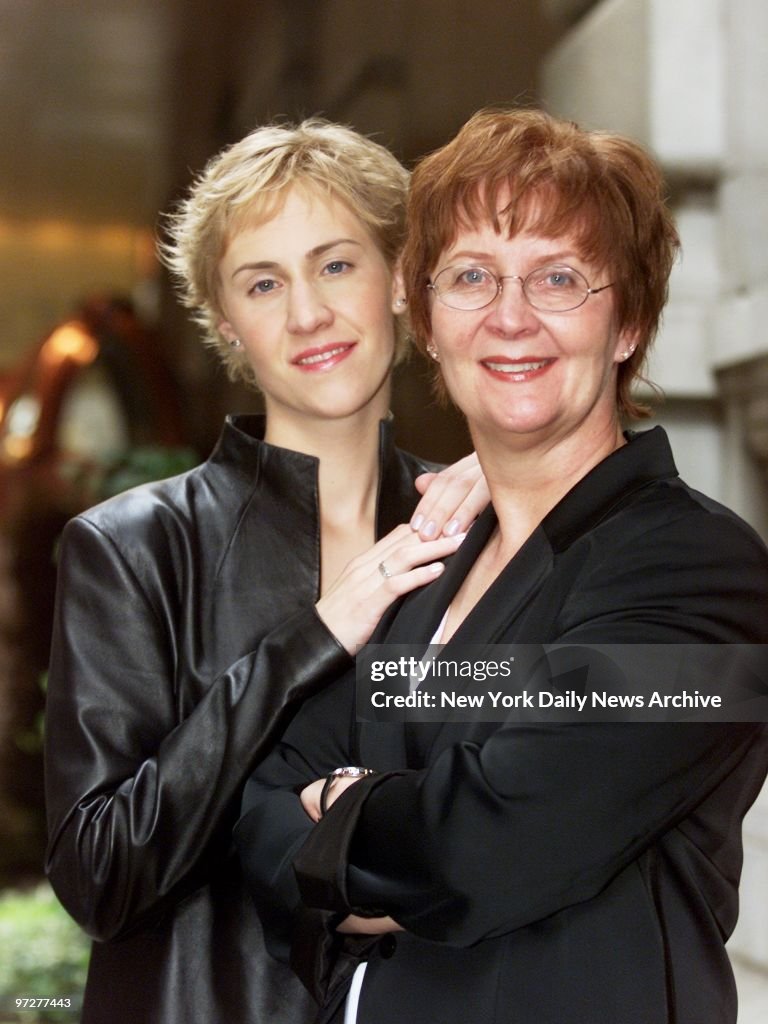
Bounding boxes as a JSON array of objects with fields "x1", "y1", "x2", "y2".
[{"x1": 44, "y1": 414, "x2": 433, "y2": 1024}]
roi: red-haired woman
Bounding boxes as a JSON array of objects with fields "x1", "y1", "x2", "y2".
[{"x1": 237, "y1": 109, "x2": 768, "y2": 1024}]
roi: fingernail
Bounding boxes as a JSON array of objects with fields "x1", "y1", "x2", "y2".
[
  {"x1": 444, "y1": 518, "x2": 460, "y2": 536},
  {"x1": 422, "y1": 520, "x2": 437, "y2": 538},
  {"x1": 411, "y1": 513, "x2": 424, "y2": 531},
  {"x1": 428, "y1": 562, "x2": 445, "y2": 574}
]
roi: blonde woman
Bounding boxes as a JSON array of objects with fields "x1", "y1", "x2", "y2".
[{"x1": 44, "y1": 120, "x2": 486, "y2": 1024}]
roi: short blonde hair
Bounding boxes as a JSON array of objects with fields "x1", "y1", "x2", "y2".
[
  {"x1": 160, "y1": 119, "x2": 410, "y2": 383},
  {"x1": 402, "y1": 107, "x2": 680, "y2": 419}
]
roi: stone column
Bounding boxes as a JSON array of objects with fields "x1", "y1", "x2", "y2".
[
  {"x1": 713, "y1": 0, "x2": 768, "y2": 979},
  {"x1": 539, "y1": 0, "x2": 768, "y2": 1000}
]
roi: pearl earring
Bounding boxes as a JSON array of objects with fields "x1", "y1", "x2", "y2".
[
  {"x1": 426, "y1": 343, "x2": 440, "y2": 362},
  {"x1": 621, "y1": 344, "x2": 636, "y2": 361},
  {"x1": 229, "y1": 338, "x2": 242, "y2": 349}
]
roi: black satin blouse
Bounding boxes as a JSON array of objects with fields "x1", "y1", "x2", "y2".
[{"x1": 44, "y1": 414, "x2": 432, "y2": 1024}]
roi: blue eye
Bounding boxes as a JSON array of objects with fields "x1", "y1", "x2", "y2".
[
  {"x1": 456, "y1": 267, "x2": 492, "y2": 288},
  {"x1": 546, "y1": 271, "x2": 574, "y2": 288},
  {"x1": 323, "y1": 260, "x2": 351, "y2": 275},
  {"x1": 533, "y1": 268, "x2": 580, "y2": 290},
  {"x1": 250, "y1": 278, "x2": 279, "y2": 295}
]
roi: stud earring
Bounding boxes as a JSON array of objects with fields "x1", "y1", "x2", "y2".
[
  {"x1": 395, "y1": 297, "x2": 406, "y2": 308},
  {"x1": 229, "y1": 338, "x2": 242, "y2": 349},
  {"x1": 426, "y1": 343, "x2": 440, "y2": 362},
  {"x1": 621, "y1": 344, "x2": 636, "y2": 361}
]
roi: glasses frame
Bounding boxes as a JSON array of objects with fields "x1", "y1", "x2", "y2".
[{"x1": 427, "y1": 264, "x2": 614, "y2": 313}]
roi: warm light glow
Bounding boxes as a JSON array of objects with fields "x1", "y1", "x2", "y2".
[
  {"x1": 0, "y1": 217, "x2": 157, "y2": 269},
  {"x1": 1, "y1": 434, "x2": 34, "y2": 462},
  {"x1": 4, "y1": 393, "x2": 41, "y2": 438},
  {"x1": 1, "y1": 392, "x2": 40, "y2": 463},
  {"x1": 40, "y1": 324, "x2": 99, "y2": 367}
]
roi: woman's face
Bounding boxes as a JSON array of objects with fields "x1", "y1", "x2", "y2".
[
  {"x1": 217, "y1": 185, "x2": 402, "y2": 429},
  {"x1": 427, "y1": 219, "x2": 637, "y2": 452}
]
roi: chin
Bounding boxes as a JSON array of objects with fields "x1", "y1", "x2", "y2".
[
  {"x1": 474, "y1": 401, "x2": 554, "y2": 437},
  {"x1": 318, "y1": 390, "x2": 386, "y2": 422}
]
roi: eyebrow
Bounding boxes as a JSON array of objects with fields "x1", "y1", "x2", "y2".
[
  {"x1": 230, "y1": 238, "x2": 363, "y2": 279},
  {"x1": 442, "y1": 248, "x2": 581, "y2": 267}
]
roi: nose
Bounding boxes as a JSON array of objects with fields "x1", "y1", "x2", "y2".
[
  {"x1": 286, "y1": 278, "x2": 333, "y2": 334},
  {"x1": 486, "y1": 275, "x2": 539, "y2": 334}
]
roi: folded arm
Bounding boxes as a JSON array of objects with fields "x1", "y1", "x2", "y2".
[{"x1": 240, "y1": 508, "x2": 768, "y2": 951}]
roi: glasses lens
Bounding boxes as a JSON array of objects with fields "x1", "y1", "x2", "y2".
[
  {"x1": 524, "y1": 266, "x2": 589, "y2": 311},
  {"x1": 432, "y1": 266, "x2": 498, "y2": 310}
]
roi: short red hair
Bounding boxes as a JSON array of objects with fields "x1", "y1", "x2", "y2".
[{"x1": 401, "y1": 108, "x2": 680, "y2": 419}]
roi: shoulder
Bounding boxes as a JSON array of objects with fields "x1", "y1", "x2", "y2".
[
  {"x1": 567, "y1": 476, "x2": 768, "y2": 641},
  {"x1": 394, "y1": 445, "x2": 443, "y2": 479},
  {"x1": 70, "y1": 462, "x2": 205, "y2": 542},
  {"x1": 61, "y1": 454, "x2": 252, "y2": 574},
  {"x1": 609, "y1": 474, "x2": 767, "y2": 562}
]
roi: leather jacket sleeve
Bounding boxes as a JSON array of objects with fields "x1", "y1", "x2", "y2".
[{"x1": 44, "y1": 514, "x2": 352, "y2": 942}]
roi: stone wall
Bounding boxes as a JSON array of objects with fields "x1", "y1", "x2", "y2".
[{"x1": 540, "y1": 0, "x2": 768, "y2": 997}]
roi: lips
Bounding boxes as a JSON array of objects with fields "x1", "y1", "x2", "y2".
[
  {"x1": 481, "y1": 357, "x2": 555, "y2": 381},
  {"x1": 292, "y1": 342, "x2": 356, "y2": 370}
]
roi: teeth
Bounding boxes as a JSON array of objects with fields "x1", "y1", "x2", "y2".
[
  {"x1": 485, "y1": 360, "x2": 547, "y2": 373},
  {"x1": 297, "y1": 345, "x2": 349, "y2": 365}
]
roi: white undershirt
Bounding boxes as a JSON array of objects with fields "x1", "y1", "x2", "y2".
[
  {"x1": 343, "y1": 611, "x2": 449, "y2": 1022},
  {"x1": 343, "y1": 960, "x2": 367, "y2": 1024}
]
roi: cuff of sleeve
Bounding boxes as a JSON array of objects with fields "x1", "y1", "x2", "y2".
[
  {"x1": 263, "y1": 604, "x2": 354, "y2": 706},
  {"x1": 286, "y1": 604, "x2": 353, "y2": 671},
  {"x1": 292, "y1": 770, "x2": 409, "y2": 915}
]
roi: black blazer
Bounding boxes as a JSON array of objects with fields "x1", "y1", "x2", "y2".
[{"x1": 236, "y1": 428, "x2": 768, "y2": 1024}]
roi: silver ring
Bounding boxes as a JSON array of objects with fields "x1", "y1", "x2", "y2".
[{"x1": 378, "y1": 561, "x2": 393, "y2": 579}]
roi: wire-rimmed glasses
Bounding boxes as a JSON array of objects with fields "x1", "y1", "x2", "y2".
[{"x1": 428, "y1": 264, "x2": 613, "y2": 313}]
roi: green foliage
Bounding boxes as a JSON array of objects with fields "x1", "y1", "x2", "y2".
[
  {"x1": 96, "y1": 444, "x2": 198, "y2": 499},
  {"x1": 13, "y1": 676, "x2": 47, "y2": 758},
  {"x1": 57, "y1": 443, "x2": 199, "y2": 504},
  {"x1": 1, "y1": 446, "x2": 198, "y2": 1020},
  {"x1": 0, "y1": 882, "x2": 88, "y2": 1021}
]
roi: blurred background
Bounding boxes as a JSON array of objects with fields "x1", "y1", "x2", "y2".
[{"x1": 0, "y1": 0, "x2": 766, "y2": 1020}]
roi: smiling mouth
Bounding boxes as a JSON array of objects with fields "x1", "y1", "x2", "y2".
[
  {"x1": 482, "y1": 358, "x2": 553, "y2": 374},
  {"x1": 293, "y1": 343, "x2": 355, "y2": 367}
]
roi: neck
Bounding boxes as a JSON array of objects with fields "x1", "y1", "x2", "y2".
[
  {"x1": 473, "y1": 417, "x2": 625, "y2": 559},
  {"x1": 264, "y1": 399, "x2": 389, "y2": 532}
]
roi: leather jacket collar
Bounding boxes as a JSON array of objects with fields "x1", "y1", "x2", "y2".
[{"x1": 210, "y1": 414, "x2": 430, "y2": 539}]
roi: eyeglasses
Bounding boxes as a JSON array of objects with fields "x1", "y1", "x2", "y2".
[{"x1": 427, "y1": 264, "x2": 613, "y2": 313}]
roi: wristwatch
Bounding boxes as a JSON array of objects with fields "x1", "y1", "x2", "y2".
[{"x1": 320, "y1": 766, "x2": 377, "y2": 817}]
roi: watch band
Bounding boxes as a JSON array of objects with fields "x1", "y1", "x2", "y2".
[{"x1": 319, "y1": 766, "x2": 377, "y2": 817}]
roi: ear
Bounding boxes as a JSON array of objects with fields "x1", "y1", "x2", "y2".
[
  {"x1": 613, "y1": 326, "x2": 641, "y2": 364},
  {"x1": 217, "y1": 318, "x2": 237, "y2": 344},
  {"x1": 390, "y1": 264, "x2": 407, "y2": 317}
]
